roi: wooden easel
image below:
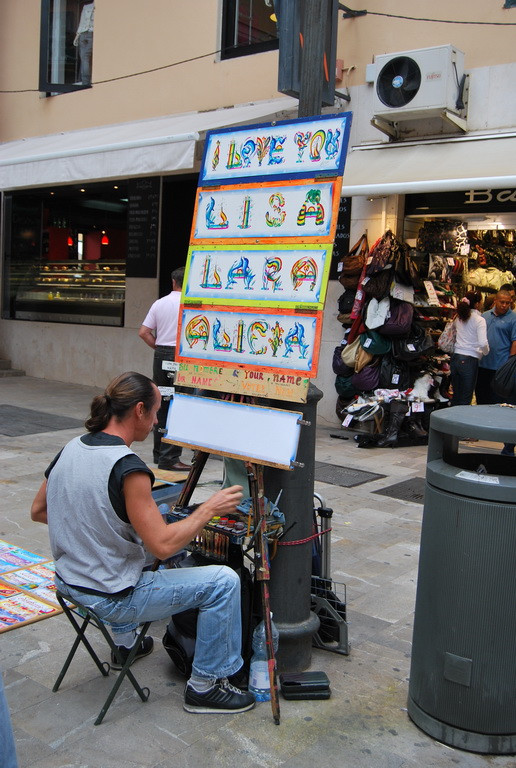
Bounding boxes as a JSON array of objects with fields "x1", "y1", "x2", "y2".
[
  {"x1": 160, "y1": 391, "x2": 305, "y2": 724},
  {"x1": 166, "y1": 447, "x2": 280, "y2": 724}
]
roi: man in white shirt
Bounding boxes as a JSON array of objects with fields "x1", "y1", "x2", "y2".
[{"x1": 139, "y1": 267, "x2": 189, "y2": 471}]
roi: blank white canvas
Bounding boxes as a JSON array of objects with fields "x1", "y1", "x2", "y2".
[{"x1": 164, "y1": 393, "x2": 302, "y2": 469}]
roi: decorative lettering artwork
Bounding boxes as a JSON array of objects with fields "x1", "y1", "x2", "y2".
[
  {"x1": 177, "y1": 306, "x2": 321, "y2": 375},
  {"x1": 176, "y1": 113, "x2": 351, "y2": 395},
  {"x1": 175, "y1": 362, "x2": 310, "y2": 402},
  {"x1": 200, "y1": 113, "x2": 351, "y2": 184},
  {"x1": 192, "y1": 180, "x2": 339, "y2": 242},
  {"x1": 183, "y1": 245, "x2": 332, "y2": 308}
]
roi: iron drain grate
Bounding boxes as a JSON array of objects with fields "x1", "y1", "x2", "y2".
[
  {"x1": 374, "y1": 477, "x2": 426, "y2": 504},
  {"x1": 0, "y1": 405, "x2": 84, "y2": 436},
  {"x1": 314, "y1": 461, "x2": 385, "y2": 488}
]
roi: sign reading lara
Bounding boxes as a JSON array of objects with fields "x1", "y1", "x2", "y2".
[{"x1": 177, "y1": 112, "x2": 352, "y2": 402}]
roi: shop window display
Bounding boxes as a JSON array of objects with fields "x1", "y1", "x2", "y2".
[
  {"x1": 2, "y1": 183, "x2": 127, "y2": 327},
  {"x1": 333, "y1": 218, "x2": 516, "y2": 447},
  {"x1": 39, "y1": 0, "x2": 94, "y2": 93}
]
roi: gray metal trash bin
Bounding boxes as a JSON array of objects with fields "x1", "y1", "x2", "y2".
[{"x1": 407, "y1": 405, "x2": 516, "y2": 754}]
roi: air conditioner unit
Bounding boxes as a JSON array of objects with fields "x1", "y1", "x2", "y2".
[{"x1": 371, "y1": 45, "x2": 467, "y2": 123}]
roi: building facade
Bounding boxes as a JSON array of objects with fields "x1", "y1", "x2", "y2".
[{"x1": 1, "y1": 0, "x2": 515, "y2": 424}]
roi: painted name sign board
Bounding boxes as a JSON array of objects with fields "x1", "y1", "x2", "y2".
[
  {"x1": 192, "y1": 180, "x2": 339, "y2": 242},
  {"x1": 177, "y1": 306, "x2": 321, "y2": 375},
  {"x1": 200, "y1": 113, "x2": 351, "y2": 185},
  {"x1": 183, "y1": 244, "x2": 332, "y2": 308},
  {"x1": 175, "y1": 362, "x2": 310, "y2": 402}
]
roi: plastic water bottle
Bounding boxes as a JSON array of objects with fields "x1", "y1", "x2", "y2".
[{"x1": 248, "y1": 614, "x2": 279, "y2": 701}]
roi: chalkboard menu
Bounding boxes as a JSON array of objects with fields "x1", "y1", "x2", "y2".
[
  {"x1": 126, "y1": 177, "x2": 161, "y2": 278},
  {"x1": 330, "y1": 196, "x2": 351, "y2": 280}
]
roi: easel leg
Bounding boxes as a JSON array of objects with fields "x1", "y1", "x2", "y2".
[{"x1": 247, "y1": 462, "x2": 280, "y2": 725}]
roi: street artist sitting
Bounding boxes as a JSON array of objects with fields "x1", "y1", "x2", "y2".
[{"x1": 31, "y1": 371, "x2": 255, "y2": 714}]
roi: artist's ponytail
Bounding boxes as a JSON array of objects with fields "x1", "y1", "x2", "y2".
[{"x1": 85, "y1": 371, "x2": 155, "y2": 433}]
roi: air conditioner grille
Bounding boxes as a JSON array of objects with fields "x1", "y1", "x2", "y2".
[{"x1": 376, "y1": 56, "x2": 422, "y2": 108}]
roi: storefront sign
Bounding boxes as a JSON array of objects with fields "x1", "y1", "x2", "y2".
[
  {"x1": 177, "y1": 306, "x2": 321, "y2": 376},
  {"x1": 176, "y1": 362, "x2": 309, "y2": 402},
  {"x1": 183, "y1": 244, "x2": 331, "y2": 308},
  {"x1": 406, "y1": 188, "x2": 516, "y2": 216},
  {"x1": 200, "y1": 113, "x2": 351, "y2": 185},
  {"x1": 192, "y1": 180, "x2": 339, "y2": 242}
]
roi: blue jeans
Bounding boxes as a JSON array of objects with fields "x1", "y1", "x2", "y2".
[
  {"x1": 78, "y1": 31, "x2": 93, "y2": 85},
  {"x1": 0, "y1": 670, "x2": 19, "y2": 768},
  {"x1": 450, "y1": 353, "x2": 479, "y2": 406},
  {"x1": 55, "y1": 566, "x2": 242, "y2": 680}
]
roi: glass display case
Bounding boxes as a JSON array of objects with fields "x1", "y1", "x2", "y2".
[{"x1": 13, "y1": 261, "x2": 125, "y2": 326}]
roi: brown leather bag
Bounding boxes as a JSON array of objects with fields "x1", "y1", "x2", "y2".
[{"x1": 338, "y1": 234, "x2": 369, "y2": 284}]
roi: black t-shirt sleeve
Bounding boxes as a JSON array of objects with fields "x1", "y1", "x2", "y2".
[
  {"x1": 110, "y1": 454, "x2": 155, "y2": 523},
  {"x1": 45, "y1": 450, "x2": 63, "y2": 478}
]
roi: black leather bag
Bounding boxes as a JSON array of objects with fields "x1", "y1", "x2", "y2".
[
  {"x1": 379, "y1": 354, "x2": 411, "y2": 390},
  {"x1": 392, "y1": 324, "x2": 434, "y2": 361},
  {"x1": 493, "y1": 356, "x2": 516, "y2": 403}
]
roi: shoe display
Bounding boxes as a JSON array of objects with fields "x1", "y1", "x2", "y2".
[
  {"x1": 110, "y1": 636, "x2": 154, "y2": 670},
  {"x1": 183, "y1": 678, "x2": 255, "y2": 713}
]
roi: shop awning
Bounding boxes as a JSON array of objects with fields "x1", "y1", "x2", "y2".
[
  {"x1": 341, "y1": 133, "x2": 516, "y2": 197},
  {"x1": 0, "y1": 97, "x2": 298, "y2": 190}
]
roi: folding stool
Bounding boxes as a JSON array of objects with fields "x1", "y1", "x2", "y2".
[{"x1": 53, "y1": 592, "x2": 151, "y2": 725}]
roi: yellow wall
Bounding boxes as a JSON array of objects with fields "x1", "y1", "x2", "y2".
[
  {"x1": 339, "y1": 0, "x2": 516, "y2": 83},
  {"x1": 1, "y1": 1, "x2": 515, "y2": 143}
]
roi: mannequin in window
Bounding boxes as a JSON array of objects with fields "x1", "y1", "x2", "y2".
[{"x1": 74, "y1": 1, "x2": 94, "y2": 86}]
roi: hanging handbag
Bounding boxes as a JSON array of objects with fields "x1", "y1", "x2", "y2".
[
  {"x1": 338, "y1": 234, "x2": 369, "y2": 285},
  {"x1": 437, "y1": 319, "x2": 457, "y2": 353},
  {"x1": 392, "y1": 324, "x2": 435, "y2": 361},
  {"x1": 365, "y1": 297, "x2": 390, "y2": 330},
  {"x1": 493, "y1": 356, "x2": 516, "y2": 402},
  {"x1": 340, "y1": 337, "x2": 361, "y2": 368},
  {"x1": 362, "y1": 268, "x2": 392, "y2": 300},
  {"x1": 335, "y1": 375, "x2": 359, "y2": 399},
  {"x1": 360, "y1": 330, "x2": 392, "y2": 356},
  {"x1": 377, "y1": 300, "x2": 414, "y2": 337},
  {"x1": 352, "y1": 361, "x2": 381, "y2": 392},
  {"x1": 332, "y1": 345, "x2": 354, "y2": 377},
  {"x1": 379, "y1": 354, "x2": 412, "y2": 390},
  {"x1": 365, "y1": 231, "x2": 396, "y2": 276},
  {"x1": 355, "y1": 345, "x2": 375, "y2": 373},
  {"x1": 339, "y1": 273, "x2": 361, "y2": 290},
  {"x1": 393, "y1": 245, "x2": 421, "y2": 288}
]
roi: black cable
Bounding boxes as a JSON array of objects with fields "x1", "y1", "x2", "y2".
[
  {"x1": 0, "y1": 48, "x2": 222, "y2": 94},
  {"x1": 356, "y1": 10, "x2": 516, "y2": 26}
]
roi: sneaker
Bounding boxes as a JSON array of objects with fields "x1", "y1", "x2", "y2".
[
  {"x1": 501, "y1": 447, "x2": 515, "y2": 456},
  {"x1": 110, "y1": 636, "x2": 154, "y2": 670},
  {"x1": 183, "y1": 678, "x2": 255, "y2": 713}
]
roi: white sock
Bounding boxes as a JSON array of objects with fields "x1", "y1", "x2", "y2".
[
  {"x1": 188, "y1": 675, "x2": 216, "y2": 692},
  {"x1": 113, "y1": 629, "x2": 137, "y2": 648}
]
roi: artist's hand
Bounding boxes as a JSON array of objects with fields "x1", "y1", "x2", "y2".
[{"x1": 198, "y1": 485, "x2": 244, "y2": 521}]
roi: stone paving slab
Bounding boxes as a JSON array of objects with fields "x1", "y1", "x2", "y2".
[{"x1": 1, "y1": 376, "x2": 514, "y2": 768}]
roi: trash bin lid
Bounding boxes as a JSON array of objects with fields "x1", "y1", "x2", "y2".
[{"x1": 430, "y1": 404, "x2": 516, "y2": 443}]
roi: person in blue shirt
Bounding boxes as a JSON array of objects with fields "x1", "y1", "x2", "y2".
[{"x1": 475, "y1": 288, "x2": 516, "y2": 455}]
